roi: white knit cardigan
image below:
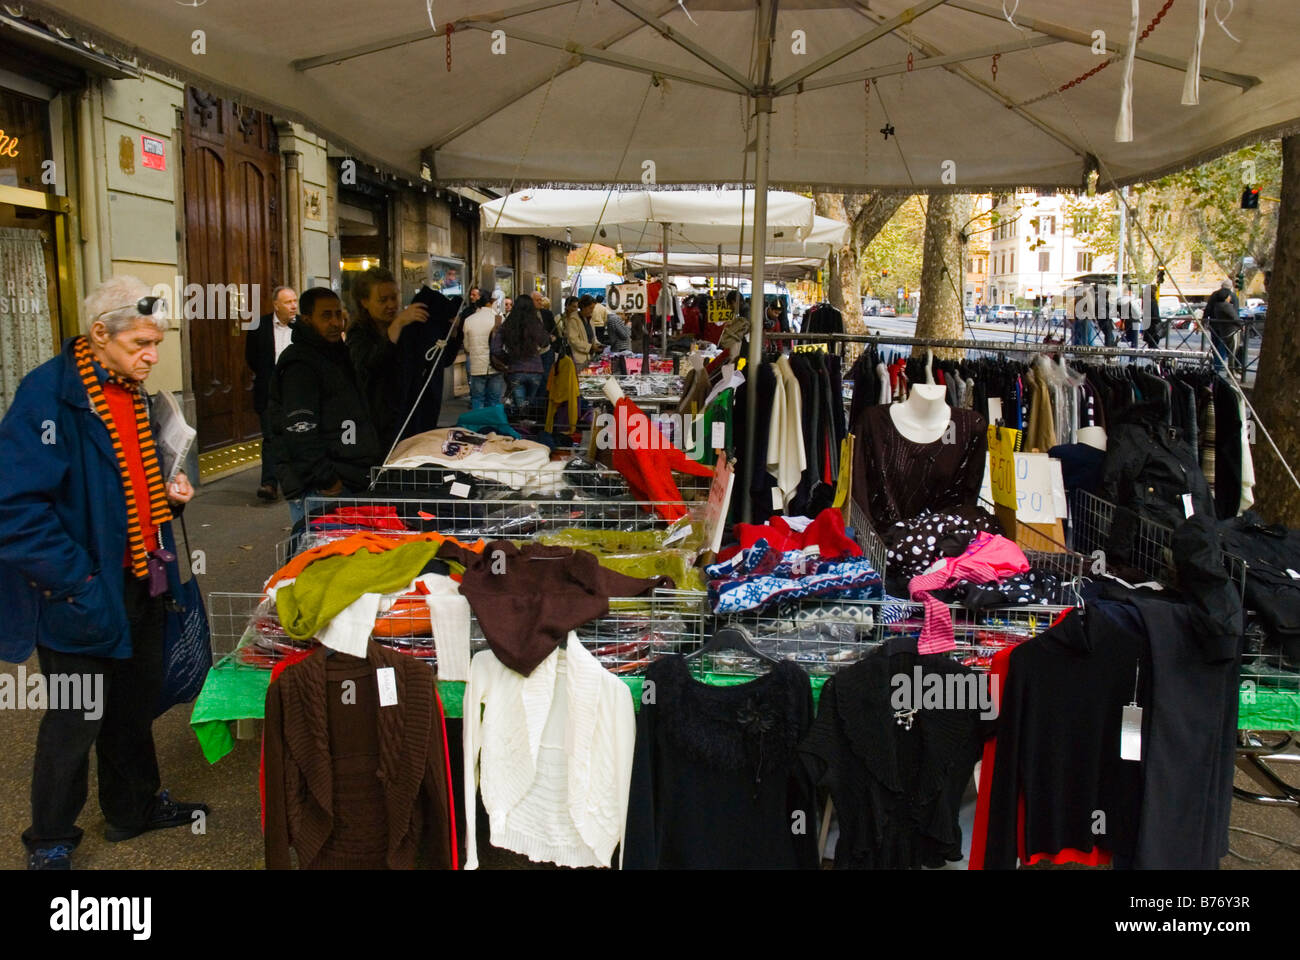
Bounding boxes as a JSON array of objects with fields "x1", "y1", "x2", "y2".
[{"x1": 462, "y1": 635, "x2": 635, "y2": 869}]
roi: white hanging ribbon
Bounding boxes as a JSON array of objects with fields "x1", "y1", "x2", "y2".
[
  {"x1": 1214, "y1": 0, "x2": 1241, "y2": 42},
  {"x1": 1115, "y1": 0, "x2": 1140, "y2": 142},
  {"x1": 678, "y1": 0, "x2": 698, "y2": 26},
  {"x1": 426, "y1": 0, "x2": 436, "y2": 31},
  {"x1": 1183, "y1": 0, "x2": 1207, "y2": 105},
  {"x1": 1002, "y1": 0, "x2": 1020, "y2": 28}
]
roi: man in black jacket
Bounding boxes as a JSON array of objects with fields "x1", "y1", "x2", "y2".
[
  {"x1": 1201, "y1": 279, "x2": 1240, "y2": 372},
  {"x1": 245, "y1": 285, "x2": 297, "y2": 501},
  {"x1": 267, "y1": 287, "x2": 382, "y2": 530}
]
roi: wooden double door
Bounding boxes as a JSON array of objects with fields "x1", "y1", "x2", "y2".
[{"x1": 182, "y1": 87, "x2": 282, "y2": 453}]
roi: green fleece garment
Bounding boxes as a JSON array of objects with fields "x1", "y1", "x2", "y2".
[{"x1": 275, "y1": 540, "x2": 447, "y2": 640}]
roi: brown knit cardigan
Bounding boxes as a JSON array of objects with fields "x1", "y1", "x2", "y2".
[{"x1": 264, "y1": 643, "x2": 453, "y2": 869}]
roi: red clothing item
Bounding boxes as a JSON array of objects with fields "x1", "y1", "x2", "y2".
[
  {"x1": 103, "y1": 381, "x2": 157, "y2": 566},
  {"x1": 608, "y1": 396, "x2": 713, "y2": 522},
  {"x1": 721, "y1": 507, "x2": 863, "y2": 562}
]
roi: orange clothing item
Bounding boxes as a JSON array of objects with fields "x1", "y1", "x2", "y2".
[
  {"x1": 608, "y1": 397, "x2": 713, "y2": 522},
  {"x1": 104, "y1": 381, "x2": 157, "y2": 566},
  {"x1": 265, "y1": 531, "x2": 485, "y2": 590}
]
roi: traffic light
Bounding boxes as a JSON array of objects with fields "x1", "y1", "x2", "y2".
[
  {"x1": 1156, "y1": 265, "x2": 1165, "y2": 285},
  {"x1": 881, "y1": 269, "x2": 889, "y2": 278},
  {"x1": 1242, "y1": 187, "x2": 1260, "y2": 209},
  {"x1": 1235, "y1": 271, "x2": 1245, "y2": 291}
]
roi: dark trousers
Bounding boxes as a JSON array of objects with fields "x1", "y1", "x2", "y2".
[
  {"x1": 22, "y1": 576, "x2": 165, "y2": 852},
  {"x1": 258, "y1": 407, "x2": 277, "y2": 487}
]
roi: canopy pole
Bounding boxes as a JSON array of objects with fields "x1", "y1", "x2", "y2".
[
  {"x1": 743, "y1": 93, "x2": 773, "y2": 523},
  {"x1": 661, "y1": 221, "x2": 670, "y2": 361}
]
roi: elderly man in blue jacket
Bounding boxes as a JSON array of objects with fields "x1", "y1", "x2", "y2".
[{"x1": 0, "y1": 275, "x2": 209, "y2": 870}]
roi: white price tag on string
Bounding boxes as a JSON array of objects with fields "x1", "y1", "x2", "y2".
[
  {"x1": 376, "y1": 667, "x2": 398, "y2": 707},
  {"x1": 711, "y1": 421, "x2": 726, "y2": 449},
  {"x1": 1182, "y1": 493, "x2": 1195, "y2": 518},
  {"x1": 1120, "y1": 704, "x2": 1143, "y2": 761},
  {"x1": 449, "y1": 482, "x2": 471, "y2": 499}
]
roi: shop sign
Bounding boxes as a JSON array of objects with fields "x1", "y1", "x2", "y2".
[
  {"x1": 0, "y1": 129, "x2": 18, "y2": 158},
  {"x1": 141, "y1": 135, "x2": 166, "y2": 171}
]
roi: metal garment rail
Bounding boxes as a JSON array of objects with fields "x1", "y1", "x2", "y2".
[{"x1": 765, "y1": 330, "x2": 1211, "y2": 361}]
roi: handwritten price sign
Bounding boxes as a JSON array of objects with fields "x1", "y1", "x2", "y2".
[{"x1": 987, "y1": 424, "x2": 1021, "y2": 511}]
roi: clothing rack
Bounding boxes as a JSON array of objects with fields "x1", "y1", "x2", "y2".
[{"x1": 766, "y1": 330, "x2": 1210, "y2": 362}]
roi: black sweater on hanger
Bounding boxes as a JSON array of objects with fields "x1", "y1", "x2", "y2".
[
  {"x1": 624, "y1": 656, "x2": 819, "y2": 869},
  {"x1": 800, "y1": 647, "x2": 983, "y2": 869},
  {"x1": 983, "y1": 607, "x2": 1150, "y2": 869}
]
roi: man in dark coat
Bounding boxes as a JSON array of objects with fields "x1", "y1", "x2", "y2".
[
  {"x1": 267, "y1": 287, "x2": 382, "y2": 530},
  {"x1": 0, "y1": 275, "x2": 209, "y2": 870},
  {"x1": 1201, "y1": 279, "x2": 1241, "y2": 372},
  {"x1": 245, "y1": 285, "x2": 297, "y2": 501}
]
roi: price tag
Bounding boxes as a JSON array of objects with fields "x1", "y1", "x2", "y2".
[
  {"x1": 772, "y1": 487, "x2": 783, "y2": 511},
  {"x1": 376, "y1": 667, "x2": 398, "y2": 707},
  {"x1": 987, "y1": 424, "x2": 1021, "y2": 511},
  {"x1": 711, "y1": 421, "x2": 726, "y2": 449},
  {"x1": 607, "y1": 282, "x2": 648, "y2": 314},
  {"x1": 663, "y1": 523, "x2": 691, "y2": 547},
  {"x1": 449, "y1": 481, "x2": 471, "y2": 498},
  {"x1": 1120, "y1": 704, "x2": 1143, "y2": 761},
  {"x1": 1182, "y1": 493, "x2": 1194, "y2": 518}
]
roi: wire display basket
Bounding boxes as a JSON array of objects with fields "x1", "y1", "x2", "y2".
[
  {"x1": 278, "y1": 496, "x2": 704, "y2": 568},
  {"x1": 208, "y1": 588, "x2": 707, "y2": 676},
  {"x1": 367, "y1": 462, "x2": 712, "y2": 502}
]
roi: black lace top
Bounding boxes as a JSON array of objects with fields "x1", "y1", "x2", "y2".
[{"x1": 624, "y1": 656, "x2": 819, "y2": 869}]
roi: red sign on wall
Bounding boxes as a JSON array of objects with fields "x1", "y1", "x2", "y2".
[{"x1": 141, "y1": 135, "x2": 166, "y2": 171}]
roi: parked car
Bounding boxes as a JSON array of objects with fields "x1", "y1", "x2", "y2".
[
  {"x1": 1050, "y1": 308, "x2": 1068, "y2": 322},
  {"x1": 964, "y1": 307, "x2": 977, "y2": 322}
]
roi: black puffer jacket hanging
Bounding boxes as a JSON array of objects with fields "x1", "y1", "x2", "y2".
[{"x1": 1100, "y1": 400, "x2": 1213, "y2": 568}]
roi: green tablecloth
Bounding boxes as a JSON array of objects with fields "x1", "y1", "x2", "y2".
[{"x1": 191, "y1": 662, "x2": 1295, "y2": 764}]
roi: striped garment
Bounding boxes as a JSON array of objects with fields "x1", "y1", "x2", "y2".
[{"x1": 73, "y1": 335, "x2": 172, "y2": 579}]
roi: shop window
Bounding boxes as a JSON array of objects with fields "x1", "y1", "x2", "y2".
[{"x1": 0, "y1": 88, "x2": 52, "y2": 193}]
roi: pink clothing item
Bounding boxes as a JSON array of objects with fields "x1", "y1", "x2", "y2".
[{"x1": 908, "y1": 532, "x2": 1030, "y2": 654}]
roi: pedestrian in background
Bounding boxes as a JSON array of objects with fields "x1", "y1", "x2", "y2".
[
  {"x1": 268, "y1": 287, "x2": 382, "y2": 530},
  {"x1": 501, "y1": 295, "x2": 549, "y2": 410},
  {"x1": 462, "y1": 289, "x2": 505, "y2": 409},
  {"x1": 245, "y1": 284, "x2": 297, "y2": 502}
]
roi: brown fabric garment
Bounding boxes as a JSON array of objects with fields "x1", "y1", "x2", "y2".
[
  {"x1": 264, "y1": 643, "x2": 453, "y2": 869},
  {"x1": 850, "y1": 404, "x2": 988, "y2": 531},
  {"x1": 439, "y1": 540, "x2": 673, "y2": 676}
]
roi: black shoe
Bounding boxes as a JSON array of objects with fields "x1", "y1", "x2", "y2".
[
  {"x1": 105, "y1": 790, "x2": 211, "y2": 842},
  {"x1": 257, "y1": 483, "x2": 278, "y2": 502},
  {"x1": 28, "y1": 845, "x2": 72, "y2": 870}
]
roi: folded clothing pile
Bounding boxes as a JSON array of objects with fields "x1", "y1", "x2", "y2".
[
  {"x1": 386, "y1": 427, "x2": 555, "y2": 487},
  {"x1": 705, "y1": 538, "x2": 907, "y2": 616}
]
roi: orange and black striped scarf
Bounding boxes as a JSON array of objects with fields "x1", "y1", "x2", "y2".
[{"x1": 73, "y1": 335, "x2": 172, "y2": 578}]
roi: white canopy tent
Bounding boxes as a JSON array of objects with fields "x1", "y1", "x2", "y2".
[
  {"x1": 27, "y1": 0, "x2": 1300, "y2": 519},
  {"x1": 625, "y1": 251, "x2": 823, "y2": 277},
  {"x1": 479, "y1": 188, "x2": 818, "y2": 250},
  {"x1": 482, "y1": 187, "x2": 818, "y2": 354}
]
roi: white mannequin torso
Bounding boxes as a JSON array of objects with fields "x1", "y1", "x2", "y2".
[{"x1": 889, "y1": 383, "x2": 951, "y2": 443}]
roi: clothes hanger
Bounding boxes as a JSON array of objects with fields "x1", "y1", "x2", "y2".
[{"x1": 685, "y1": 624, "x2": 780, "y2": 667}]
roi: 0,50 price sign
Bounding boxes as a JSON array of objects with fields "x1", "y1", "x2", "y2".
[
  {"x1": 607, "y1": 282, "x2": 647, "y2": 314},
  {"x1": 987, "y1": 424, "x2": 1021, "y2": 511}
]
